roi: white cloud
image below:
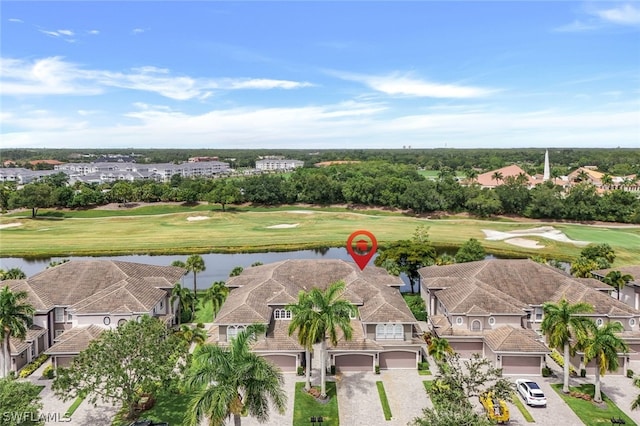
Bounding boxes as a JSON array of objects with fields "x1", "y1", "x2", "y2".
[
  {"x1": 595, "y1": 3, "x2": 640, "y2": 25},
  {"x1": 57, "y1": 29, "x2": 74, "y2": 36},
  {"x1": 333, "y1": 71, "x2": 494, "y2": 98},
  {"x1": 8, "y1": 18, "x2": 24, "y2": 23},
  {"x1": 0, "y1": 57, "x2": 314, "y2": 100},
  {"x1": 132, "y1": 28, "x2": 146, "y2": 35},
  {"x1": 3, "y1": 103, "x2": 637, "y2": 149},
  {"x1": 88, "y1": 30, "x2": 100, "y2": 35},
  {"x1": 553, "y1": 20, "x2": 599, "y2": 32}
]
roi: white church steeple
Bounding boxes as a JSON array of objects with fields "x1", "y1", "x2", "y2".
[{"x1": 543, "y1": 149, "x2": 550, "y2": 181}]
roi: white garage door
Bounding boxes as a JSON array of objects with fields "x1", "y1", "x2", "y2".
[
  {"x1": 335, "y1": 354, "x2": 374, "y2": 372},
  {"x1": 501, "y1": 356, "x2": 540, "y2": 375},
  {"x1": 262, "y1": 355, "x2": 297, "y2": 372},
  {"x1": 379, "y1": 351, "x2": 416, "y2": 369}
]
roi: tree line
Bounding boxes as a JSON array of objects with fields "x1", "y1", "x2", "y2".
[{"x1": 4, "y1": 161, "x2": 639, "y2": 223}]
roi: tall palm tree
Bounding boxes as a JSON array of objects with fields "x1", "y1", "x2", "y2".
[
  {"x1": 465, "y1": 168, "x2": 478, "y2": 183},
  {"x1": 291, "y1": 280, "x2": 355, "y2": 398},
  {"x1": 427, "y1": 336, "x2": 455, "y2": 365},
  {"x1": 576, "y1": 169, "x2": 590, "y2": 183},
  {"x1": 601, "y1": 174, "x2": 613, "y2": 190},
  {"x1": 173, "y1": 255, "x2": 206, "y2": 312},
  {"x1": 171, "y1": 282, "x2": 195, "y2": 324},
  {"x1": 580, "y1": 321, "x2": 629, "y2": 403},
  {"x1": 184, "y1": 324, "x2": 286, "y2": 426},
  {"x1": 202, "y1": 281, "x2": 229, "y2": 321},
  {"x1": 603, "y1": 271, "x2": 634, "y2": 301},
  {"x1": 491, "y1": 171, "x2": 503, "y2": 186},
  {"x1": 0, "y1": 286, "x2": 35, "y2": 378},
  {"x1": 540, "y1": 299, "x2": 593, "y2": 393},
  {"x1": 286, "y1": 291, "x2": 316, "y2": 391}
]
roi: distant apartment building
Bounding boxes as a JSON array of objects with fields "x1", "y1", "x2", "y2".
[
  {"x1": 54, "y1": 161, "x2": 230, "y2": 183},
  {"x1": 0, "y1": 168, "x2": 62, "y2": 185},
  {"x1": 255, "y1": 159, "x2": 304, "y2": 171}
]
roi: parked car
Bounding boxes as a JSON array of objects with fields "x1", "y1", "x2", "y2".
[{"x1": 515, "y1": 379, "x2": 547, "y2": 407}]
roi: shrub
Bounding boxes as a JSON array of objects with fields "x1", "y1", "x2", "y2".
[
  {"x1": 196, "y1": 322, "x2": 205, "y2": 329},
  {"x1": 627, "y1": 369, "x2": 635, "y2": 378},
  {"x1": 297, "y1": 366, "x2": 304, "y2": 376},
  {"x1": 580, "y1": 368, "x2": 586, "y2": 378},
  {"x1": 18, "y1": 354, "x2": 49, "y2": 378},
  {"x1": 418, "y1": 361, "x2": 430, "y2": 371},
  {"x1": 375, "y1": 365, "x2": 380, "y2": 374},
  {"x1": 542, "y1": 367, "x2": 552, "y2": 377},
  {"x1": 43, "y1": 364, "x2": 55, "y2": 379},
  {"x1": 549, "y1": 350, "x2": 577, "y2": 376}
]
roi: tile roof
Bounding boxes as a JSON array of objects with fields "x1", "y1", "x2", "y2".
[
  {"x1": 8, "y1": 326, "x2": 47, "y2": 355},
  {"x1": 3, "y1": 280, "x2": 52, "y2": 311},
  {"x1": 420, "y1": 259, "x2": 640, "y2": 317},
  {"x1": 475, "y1": 165, "x2": 536, "y2": 188},
  {"x1": 216, "y1": 259, "x2": 411, "y2": 325},
  {"x1": 45, "y1": 325, "x2": 105, "y2": 355},
  {"x1": 593, "y1": 266, "x2": 640, "y2": 286},
  {"x1": 24, "y1": 260, "x2": 184, "y2": 311},
  {"x1": 484, "y1": 326, "x2": 549, "y2": 353}
]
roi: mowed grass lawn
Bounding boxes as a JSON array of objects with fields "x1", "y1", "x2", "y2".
[
  {"x1": 1, "y1": 206, "x2": 639, "y2": 264},
  {"x1": 551, "y1": 384, "x2": 636, "y2": 426},
  {"x1": 293, "y1": 382, "x2": 339, "y2": 426}
]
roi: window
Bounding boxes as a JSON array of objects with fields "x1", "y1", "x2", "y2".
[
  {"x1": 55, "y1": 329, "x2": 64, "y2": 338},
  {"x1": 375, "y1": 324, "x2": 404, "y2": 340},
  {"x1": 534, "y1": 307, "x2": 543, "y2": 322},
  {"x1": 30, "y1": 344, "x2": 35, "y2": 358},
  {"x1": 67, "y1": 313, "x2": 73, "y2": 323},
  {"x1": 471, "y1": 320, "x2": 482, "y2": 331},
  {"x1": 55, "y1": 307, "x2": 64, "y2": 323},
  {"x1": 488, "y1": 317, "x2": 496, "y2": 326},
  {"x1": 227, "y1": 325, "x2": 246, "y2": 340},
  {"x1": 118, "y1": 319, "x2": 127, "y2": 327},
  {"x1": 103, "y1": 317, "x2": 111, "y2": 326},
  {"x1": 630, "y1": 318, "x2": 637, "y2": 327},
  {"x1": 273, "y1": 309, "x2": 292, "y2": 320},
  {"x1": 596, "y1": 318, "x2": 604, "y2": 327},
  {"x1": 456, "y1": 317, "x2": 463, "y2": 325}
]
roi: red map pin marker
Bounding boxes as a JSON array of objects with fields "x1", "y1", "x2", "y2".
[{"x1": 346, "y1": 230, "x2": 377, "y2": 271}]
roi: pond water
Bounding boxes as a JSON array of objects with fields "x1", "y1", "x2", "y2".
[{"x1": 0, "y1": 249, "x2": 417, "y2": 293}]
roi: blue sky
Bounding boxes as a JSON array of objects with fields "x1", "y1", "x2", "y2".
[{"x1": 1, "y1": 1, "x2": 639, "y2": 150}]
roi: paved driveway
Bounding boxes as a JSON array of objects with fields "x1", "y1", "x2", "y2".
[{"x1": 336, "y1": 371, "x2": 385, "y2": 426}]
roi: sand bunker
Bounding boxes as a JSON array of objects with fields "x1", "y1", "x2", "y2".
[
  {"x1": 286, "y1": 210, "x2": 314, "y2": 214},
  {"x1": 0, "y1": 223, "x2": 22, "y2": 229},
  {"x1": 187, "y1": 216, "x2": 209, "y2": 221},
  {"x1": 482, "y1": 226, "x2": 589, "y2": 248},
  {"x1": 266, "y1": 223, "x2": 299, "y2": 229},
  {"x1": 504, "y1": 238, "x2": 545, "y2": 249}
]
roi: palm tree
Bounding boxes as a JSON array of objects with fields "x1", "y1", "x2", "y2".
[
  {"x1": 174, "y1": 324, "x2": 208, "y2": 347},
  {"x1": 540, "y1": 299, "x2": 593, "y2": 393},
  {"x1": 631, "y1": 377, "x2": 640, "y2": 411},
  {"x1": 576, "y1": 169, "x2": 590, "y2": 183},
  {"x1": 173, "y1": 255, "x2": 206, "y2": 312},
  {"x1": 171, "y1": 282, "x2": 195, "y2": 324},
  {"x1": 0, "y1": 286, "x2": 35, "y2": 378},
  {"x1": 465, "y1": 168, "x2": 478, "y2": 184},
  {"x1": 601, "y1": 174, "x2": 613, "y2": 190},
  {"x1": 491, "y1": 171, "x2": 503, "y2": 186},
  {"x1": 427, "y1": 336, "x2": 455, "y2": 364},
  {"x1": 286, "y1": 291, "x2": 316, "y2": 391},
  {"x1": 202, "y1": 281, "x2": 229, "y2": 321},
  {"x1": 0, "y1": 268, "x2": 26, "y2": 281},
  {"x1": 184, "y1": 324, "x2": 286, "y2": 426},
  {"x1": 289, "y1": 280, "x2": 355, "y2": 398},
  {"x1": 603, "y1": 271, "x2": 634, "y2": 301},
  {"x1": 580, "y1": 321, "x2": 629, "y2": 403}
]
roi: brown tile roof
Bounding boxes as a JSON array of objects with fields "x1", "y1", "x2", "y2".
[
  {"x1": 9, "y1": 326, "x2": 46, "y2": 355},
  {"x1": 25, "y1": 260, "x2": 184, "y2": 310},
  {"x1": 45, "y1": 325, "x2": 104, "y2": 355},
  {"x1": 475, "y1": 165, "x2": 535, "y2": 188},
  {"x1": 69, "y1": 278, "x2": 167, "y2": 314},
  {"x1": 3, "y1": 280, "x2": 52, "y2": 311},
  {"x1": 484, "y1": 326, "x2": 549, "y2": 353},
  {"x1": 216, "y1": 259, "x2": 410, "y2": 325},
  {"x1": 420, "y1": 259, "x2": 640, "y2": 317},
  {"x1": 593, "y1": 266, "x2": 640, "y2": 286}
]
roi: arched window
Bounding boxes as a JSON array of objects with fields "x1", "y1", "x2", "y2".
[
  {"x1": 375, "y1": 324, "x2": 404, "y2": 340},
  {"x1": 471, "y1": 320, "x2": 482, "y2": 331},
  {"x1": 227, "y1": 325, "x2": 247, "y2": 340}
]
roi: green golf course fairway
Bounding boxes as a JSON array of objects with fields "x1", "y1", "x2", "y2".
[{"x1": 1, "y1": 206, "x2": 638, "y2": 264}]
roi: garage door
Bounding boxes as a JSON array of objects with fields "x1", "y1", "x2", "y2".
[
  {"x1": 55, "y1": 356, "x2": 75, "y2": 368},
  {"x1": 334, "y1": 354, "x2": 374, "y2": 372},
  {"x1": 262, "y1": 355, "x2": 297, "y2": 372},
  {"x1": 451, "y1": 341, "x2": 483, "y2": 359},
  {"x1": 628, "y1": 344, "x2": 640, "y2": 361},
  {"x1": 501, "y1": 356, "x2": 540, "y2": 375},
  {"x1": 379, "y1": 351, "x2": 417, "y2": 369}
]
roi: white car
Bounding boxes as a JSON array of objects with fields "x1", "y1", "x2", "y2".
[{"x1": 516, "y1": 379, "x2": 547, "y2": 407}]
